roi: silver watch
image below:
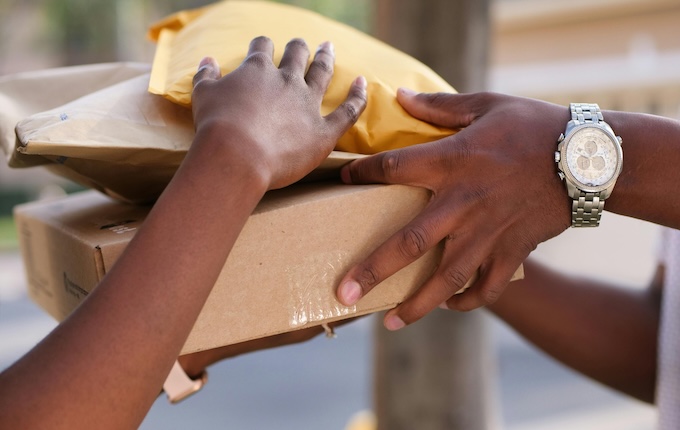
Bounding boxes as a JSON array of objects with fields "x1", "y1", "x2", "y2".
[{"x1": 555, "y1": 103, "x2": 623, "y2": 227}]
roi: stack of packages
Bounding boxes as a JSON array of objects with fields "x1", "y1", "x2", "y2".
[{"x1": 1, "y1": 1, "x2": 522, "y2": 354}]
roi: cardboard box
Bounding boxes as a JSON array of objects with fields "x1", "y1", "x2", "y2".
[{"x1": 14, "y1": 184, "x2": 523, "y2": 354}]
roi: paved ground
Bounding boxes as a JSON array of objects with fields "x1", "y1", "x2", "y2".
[{"x1": 0, "y1": 212, "x2": 660, "y2": 429}]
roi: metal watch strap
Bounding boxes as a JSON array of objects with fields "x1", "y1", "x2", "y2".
[
  {"x1": 570, "y1": 103, "x2": 604, "y2": 227},
  {"x1": 572, "y1": 191, "x2": 603, "y2": 227},
  {"x1": 571, "y1": 102, "x2": 604, "y2": 125}
]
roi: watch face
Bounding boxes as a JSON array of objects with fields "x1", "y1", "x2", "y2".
[{"x1": 564, "y1": 125, "x2": 622, "y2": 190}]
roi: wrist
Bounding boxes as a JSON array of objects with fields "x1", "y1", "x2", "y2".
[{"x1": 192, "y1": 122, "x2": 272, "y2": 194}]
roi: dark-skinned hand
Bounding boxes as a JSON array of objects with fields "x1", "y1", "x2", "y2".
[
  {"x1": 191, "y1": 36, "x2": 367, "y2": 191},
  {"x1": 337, "y1": 91, "x2": 572, "y2": 329}
]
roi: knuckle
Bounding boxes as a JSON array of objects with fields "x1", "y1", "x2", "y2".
[
  {"x1": 348, "y1": 85, "x2": 367, "y2": 108},
  {"x1": 441, "y1": 134, "x2": 474, "y2": 168},
  {"x1": 505, "y1": 230, "x2": 539, "y2": 258},
  {"x1": 353, "y1": 84, "x2": 368, "y2": 102},
  {"x1": 339, "y1": 101, "x2": 360, "y2": 123},
  {"x1": 425, "y1": 91, "x2": 451, "y2": 109},
  {"x1": 191, "y1": 79, "x2": 213, "y2": 101},
  {"x1": 479, "y1": 285, "x2": 502, "y2": 306},
  {"x1": 474, "y1": 91, "x2": 498, "y2": 104},
  {"x1": 310, "y1": 58, "x2": 333, "y2": 75},
  {"x1": 380, "y1": 151, "x2": 403, "y2": 181},
  {"x1": 192, "y1": 74, "x2": 207, "y2": 91},
  {"x1": 456, "y1": 91, "x2": 503, "y2": 124},
  {"x1": 469, "y1": 91, "x2": 499, "y2": 112},
  {"x1": 441, "y1": 266, "x2": 470, "y2": 294},
  {"x1": 517, "y1": 236, "x2": 538, "y2": 256},
  {"x1": 463, "y1": 185, "x2": 491, "y2": 207},
  {"x1": 398, "y1": 226, "x2": 429, "y2": 259},
  {"x1": 280, "y1": 69, "x2": 300, "y2": 85},
  {"x1": 244, "y1": 51, "x2": 271, "y2": 68},
  {"x1": 357, "y1": 265, "x2": 380, "y2": 289},
  {"x1": 401, "y1": 303, "x2": 428, "y2": 325},
  {"x1": 192, "y1": 64, "x2": 215, "y2": 89}
]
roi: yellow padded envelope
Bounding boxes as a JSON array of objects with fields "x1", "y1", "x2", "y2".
[{"x1": 148, "y1": 0, "x2": 456, "y2": 154}]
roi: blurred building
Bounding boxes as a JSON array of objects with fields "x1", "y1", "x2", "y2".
[{"x1": 490, "y1": 0, "x2": 680, "y2": 118}]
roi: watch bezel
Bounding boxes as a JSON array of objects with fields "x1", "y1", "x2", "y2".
[{"x1": 557, "y1": 122, "x2": 623, "y2": 194}]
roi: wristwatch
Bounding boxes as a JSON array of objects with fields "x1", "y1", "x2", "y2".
[{"x1": 555, "y1": 103, "x2": 623, "y2": 227}]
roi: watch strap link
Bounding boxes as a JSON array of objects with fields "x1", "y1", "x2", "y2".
[
  {"x1": 571, "y1": 102, "x2": 604, "y2": 125},
  {"x1": 569, "y1": 103, "x2": 605, "y2": 227},
  {"x1": 572, "y1": 191, "x2": 603, "y2": 227}
]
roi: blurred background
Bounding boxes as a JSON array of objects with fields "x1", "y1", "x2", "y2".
[{"x1": 1, "y1": 0, "x2": 678, "y2": 428}]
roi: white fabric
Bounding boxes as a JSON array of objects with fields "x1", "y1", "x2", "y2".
[{"x1": 657, "y1": 228, "x2": 680, "y2": 429}]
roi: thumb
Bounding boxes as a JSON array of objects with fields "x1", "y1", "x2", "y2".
[
  {"x1": 340, "y1": 142, "x2": 437, "y2": 186},
  {"x1": 397, "y1": 88, "x2": 475, "y2": 129}
]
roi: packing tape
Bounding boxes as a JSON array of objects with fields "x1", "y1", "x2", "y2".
[{"x1": 286, "y1": 250, "x2": 356, "y2": 328}]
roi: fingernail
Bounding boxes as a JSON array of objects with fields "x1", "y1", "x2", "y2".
[
  {"x1": 439, "y1": 302, "x2": 449, "y2": 310},
  {"x1": 355, "y1": 75, "x2": 367, "y2": 90},
  {"x1": 339, "y1": 280, "x2": 362, "y2": 305},
  {"x1": 385, "y1": 314, "x2": 406, "y2": 331},
  {"x1": 340, "y1": 165, "x2": 353, "y2": 184},
  {"x1": 198, "y1": 57, "x2": 212, "y2": 70},
  {"x1": 318, "y1": 41, "x2": 334, "y2": 55},
  {"x1": 398, "y1": 87, "x2": 416, "y2": 97}
]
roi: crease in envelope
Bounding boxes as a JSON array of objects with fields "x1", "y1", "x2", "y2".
[
  {"x1": 147, "y1": 0, "x2": 457, "y2": 155},
  {"x1": 0, "y1": 62, "x2": 150, "y2": 167}
]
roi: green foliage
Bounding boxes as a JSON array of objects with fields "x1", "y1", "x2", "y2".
[
  {"x1": 0, "y1": 190, "x2": 31, "y2": 218},
  {"x1": 44, "y1": 0, "x2": 119, "y2": 64},
  {"x1": 276, "y1": 0, "x2": 373, "y2": 32},
  {"x1": 0, "y1": 216, "x2": 18, "y2": 251}
]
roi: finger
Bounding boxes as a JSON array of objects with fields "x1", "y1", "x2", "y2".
[
  {"x1": 397, "y1": 89, "x2": 497, "y2": 129},
  {"x1": 278, "y1": 38, "x2": 310, "y2": 78},
  {"x1": 442, "y1": 256, "x2": 523, "y2": 312},
  {"x1": 192, "y1": 57, "x2": 221, "y2": 89},
  {"x1": 305, "y1": 41, "x2": 335, "y2": 95},
  {"x1": 382, "y1": 233, "x2": 487, "y2": 329},
  {"x1": 336, "y1": 203, "x2": 451, "y2": 307},
  {"x1": 323, "y1": 75, "x2": 368, "y2": 136},
  {"x1": 244, "y1": 35, "x2": 275, "y2": 67},
  {"x1": 340, "y1": 138, "x2": 446, "y2": 186}
]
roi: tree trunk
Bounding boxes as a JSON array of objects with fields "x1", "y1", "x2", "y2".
[
  {"x1": 373, "y1": 1, "x2": 496, "y2": 429},
  {"x1": 374, "y1": 0, "x2": 489, "y2": 92}
]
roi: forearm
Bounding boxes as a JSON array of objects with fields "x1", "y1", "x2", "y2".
[
  {"x1": 490, "y1": 108, "x2": 671, "y2": 403},
  {"x1": 0, "y1": 36, "x2": 367, "y2": 429},
  {"x1": 488, "y1": 259, "x2": 661, "y2": 403},
  {"x1": 0, "y1": 132, "x2": 268, "y2": 429},
  {"x1": 603, "y1": 110, "x2": 680, "y2": 229}
]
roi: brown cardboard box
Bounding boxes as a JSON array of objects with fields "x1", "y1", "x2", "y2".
[{"x1": 14, "y1": 184, "x2": 523, "y2": 354}]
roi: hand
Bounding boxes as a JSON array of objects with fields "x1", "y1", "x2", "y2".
[
  {"x1": 190, "y1": 36, "x2": 367, "y2": 191},
  {"x1": 336, "y1": 91, "x2": 573, "y2": 329}
]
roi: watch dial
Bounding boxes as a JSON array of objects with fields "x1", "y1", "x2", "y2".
[{"x1": 565, "y1": 127, "x2": 620, "y2": 187}]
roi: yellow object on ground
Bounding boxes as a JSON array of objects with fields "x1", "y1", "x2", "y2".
[
  {"x1": 148, "y1": 0, "x2": 456, "y2": 154},
  {"x1": 345, "y1": 410, "x2": 377, "y2": 430}
]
